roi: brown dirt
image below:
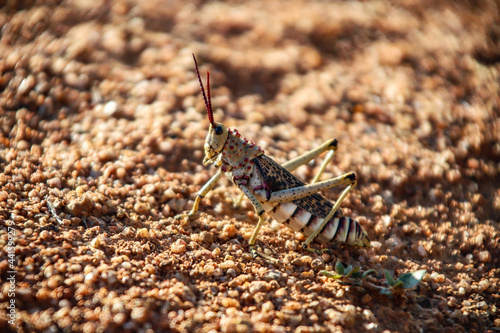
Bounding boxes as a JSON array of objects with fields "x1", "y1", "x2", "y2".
[{"x1": 1, "y1": 0, "x2": 499, "y2": 332}]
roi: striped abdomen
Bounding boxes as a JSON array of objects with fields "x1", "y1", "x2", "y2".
[
  {"x1": 261, "y1": 201, "x2": 369, "y2": 246},
  {"x1": 253, "y1": 155, "x2": 370, "y2": 247}
]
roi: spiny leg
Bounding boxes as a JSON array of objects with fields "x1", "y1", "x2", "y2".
[
  {"x1": 248, "y1": 214, "x2": 280, "y2": 264},
  {"x1": 311, "y1": 148, "x2": 336, "y2": 184},
  {"x1": 267, "y1": 172, "x2": 356, "y2": 204},
  {"x1": 278, "y1": 138, "x2": 360, "y2": 252},
  {"x1": 239, "y1": 186, "x2": 279, "y2": 264},
  {"x1": 175, "y1": 169, "x2": 223, "y2": 219},
  {"x1": 302, "y1": 177, "x2": 357, "y2": 250},
  {"x1": 282, "y1": 138, "x2": 338, "y2": 183},
  {"x1": 260, "y1": 171, "x2": 358, "y2": 253},
  {"x1": 233, "y1": 192, "x2": 246, "y2": 208}
]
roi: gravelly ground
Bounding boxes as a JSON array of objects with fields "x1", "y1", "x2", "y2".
[{"x1": 0, "y1": 0, "x2": 499, "y2": 332}]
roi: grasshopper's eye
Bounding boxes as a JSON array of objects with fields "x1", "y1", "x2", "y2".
[{"x1": 215, "y1": 126, "x2": 223, "y2": 135}]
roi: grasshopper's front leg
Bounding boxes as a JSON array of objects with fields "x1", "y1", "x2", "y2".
[{"x1": 175, "y1": 169, "x2": 223, "y2": 219}]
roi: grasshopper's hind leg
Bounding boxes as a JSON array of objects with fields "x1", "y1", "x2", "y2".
[
  {"x1": 273, "y1": 139, "x2": 369, "y2": 250},
  {"x1": 300, "y1": 174, "x2": 370, "y2": 249},
  {"x1": 302, "y1": 178, "x2": 357, "y2": 251},
  {"x1": 266, "y1": 172, "x2": 370, "y2": 250}
]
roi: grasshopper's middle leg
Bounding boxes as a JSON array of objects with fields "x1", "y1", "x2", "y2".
[
  {"x1": 282, "y1": 138, "x2": 338, "y2": 183},
  {"x1": 175, "y1": 169, "x2": 223, "y2": 219},
  {"x1": 239, "y1": 186, "x2": 279, "y2": 264}
]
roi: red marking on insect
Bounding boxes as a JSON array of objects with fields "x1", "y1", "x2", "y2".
[
  {"x1": 244, "y1": 158, "x2": 249, "y2": 162},
  {"x1": 253, "y1": 182, "x2": 271, "y2": 199},
  {"x1": 234, "y1": 174, "x2": 249, "y2": 185},
  {"x1": 230, "y1": 145, "x2": 234, "y2": 149},
  {"x1": 221, "y1": 165, "x2": 228, "y2": 172}
]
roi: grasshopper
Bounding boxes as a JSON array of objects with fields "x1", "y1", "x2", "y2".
[{"x1": 176, "y1": 55, "x2": 371, "y2": 262}]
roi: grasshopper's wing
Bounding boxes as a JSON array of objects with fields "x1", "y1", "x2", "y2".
[{"x1": 252, "y1": 155, "x2": 343, "y2": 219}]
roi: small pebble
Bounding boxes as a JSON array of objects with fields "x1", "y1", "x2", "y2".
[
  {"x1": 417, "y1": 245, "x2": 427, "y2": 257},
  {"x1": 477, "y1": 251, "x2": 491, "y2": 263},
  {"x1": 361, "y1": 294, "x2": 372, "y2": 304},
  {"x1": 262, "y1": 301, "x2": 275, "y2": 312},
  {"x1": 263, "y1": 270, "x2": 282, "y2": 281},
  {"x1": 171, "y1": 239, "x2": 187, "y2": 254},
  {"x1": 130, "y1": 307, "x2": 148, "y2": 324},
  {"x1": 221, "y1": 297, "x2": 240, "y2": 308},
  {"x1": 136, "y1": 228, "x2": 150, "y2": 239}
]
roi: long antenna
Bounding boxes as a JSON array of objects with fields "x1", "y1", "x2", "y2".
[{"x1": 192, "y1": 54, "x2": 215, "y2": 126}]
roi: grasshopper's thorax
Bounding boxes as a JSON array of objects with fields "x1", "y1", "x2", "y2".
[
  {"x1": 219, "y1": 128, "x2": 264, "y2": 169},
  {"x1": 202, "y1": 123, "x2": 264, "y2": 167}
]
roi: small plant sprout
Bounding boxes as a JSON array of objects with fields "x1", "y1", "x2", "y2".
[{"x1": 321, "y1": 261, "x2": 427, "y2": 298}]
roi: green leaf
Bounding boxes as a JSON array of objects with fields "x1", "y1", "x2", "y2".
[
  {"x1": 396, "y1": 270, "x2": 427, "y2": 289},
  {"x1": 385, "y1": 270, "x2": 397, "y2": 286},
  {"x1": 345, "y1": 266, "x2": 360, "y2": 278},
  {"x1": 392, "y1": 280, "x2": 405, "y2": 289},
  {"x1": 335, "y1": 261, "x2": 345, "y2": 275},
  {"x1": 320, "y1": 270, "x2": 342, "y2": 279},
  {"x1": 351, "y1": 270, "x2": 363, "y2": 279},
  {"x1": 362, "y1": 269, "x2": 377, "y2": 279}
]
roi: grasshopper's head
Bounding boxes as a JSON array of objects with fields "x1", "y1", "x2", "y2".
[
  {"x1": 203, "y1": 122, "x2": 228, "y2": 165},
  {"x1": 193, "y1": 55, "x2": 229, "y2": 165}
]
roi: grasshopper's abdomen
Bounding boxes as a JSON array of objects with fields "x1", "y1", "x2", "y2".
[
  {"x1": 252, "y1": 155, "x2": 370, "y2": 247},
  {"x1": 261, "y1": 201, "x2": 369, "y2": 246}
]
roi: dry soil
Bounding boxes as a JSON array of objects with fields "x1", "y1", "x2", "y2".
[{"x1": 0, "y1": 1, "x2": 499, "y2": 332}]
